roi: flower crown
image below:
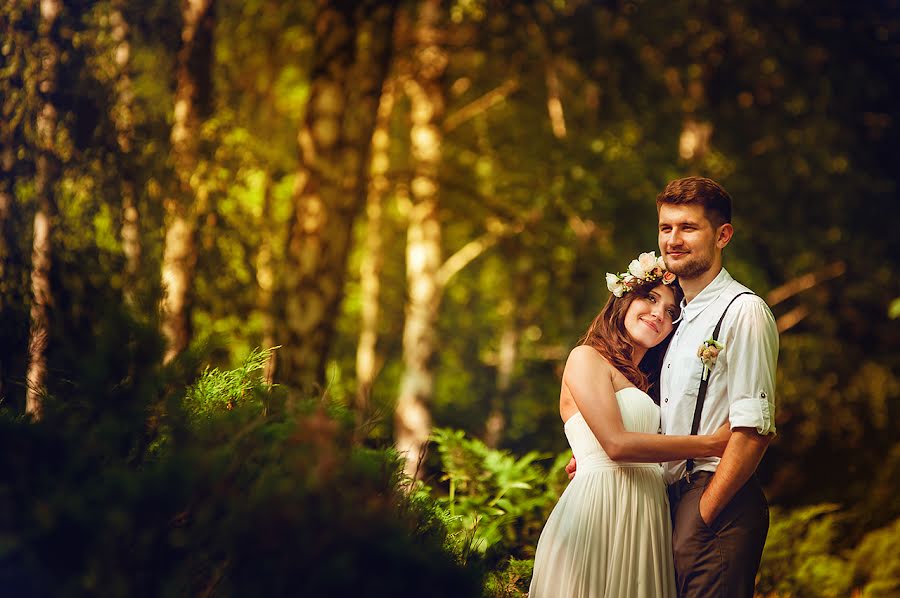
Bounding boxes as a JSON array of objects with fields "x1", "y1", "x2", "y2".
[{"x1": 606, "y1": 251, "x2": 676, "y2": 298}]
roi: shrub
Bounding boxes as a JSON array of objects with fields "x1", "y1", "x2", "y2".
[{"x1": 0, "y1": 346, "x2": 482, "y2": 597}]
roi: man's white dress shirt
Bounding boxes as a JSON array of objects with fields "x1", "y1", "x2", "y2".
[{"x1": 660, "y1": 268, "x2": 779, "y2": 485}]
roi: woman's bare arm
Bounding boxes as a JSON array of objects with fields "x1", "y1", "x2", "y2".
[{"x1": 563, "y1": 346, "x2": 729, "y2": 463}]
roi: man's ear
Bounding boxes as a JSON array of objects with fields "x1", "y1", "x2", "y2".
[{"x1": 716, "y1": 223, "x2": 734, "y2": 249}]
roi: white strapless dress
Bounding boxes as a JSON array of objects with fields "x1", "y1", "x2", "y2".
[{"x1": 529, "y1": 387, "x2": 676, "y2": 598}]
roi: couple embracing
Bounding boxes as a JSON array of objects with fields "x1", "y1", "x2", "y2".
[{"x1": 530, "y1": 177, "x2": 778, "y2": 597}]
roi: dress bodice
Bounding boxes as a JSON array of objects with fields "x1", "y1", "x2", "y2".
[{"x1": 564, "y1": 387, "x2": 661, "y2": 470}]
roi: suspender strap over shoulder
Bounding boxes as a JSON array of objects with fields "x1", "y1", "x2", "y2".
[{"x1": 685, "y1": 291, "x2": 755, "y2": 480}]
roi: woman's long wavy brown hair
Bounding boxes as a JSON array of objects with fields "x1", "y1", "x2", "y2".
[{"x1": 580, "y1": 280, "x2": 683, "y2": 395}]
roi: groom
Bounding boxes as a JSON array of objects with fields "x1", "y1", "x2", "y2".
[
  {"x1": 656, "y1": 177, "x2": 777, "y2": 597},
  {"x1": 567, "y1": 177, "x2": 778, "y2": 597}
]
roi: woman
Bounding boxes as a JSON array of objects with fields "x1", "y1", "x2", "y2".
[{"x1": 529, "y1": 252, "x2": 729, "y2": 598}]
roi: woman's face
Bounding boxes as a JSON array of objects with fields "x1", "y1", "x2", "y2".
[{"x1": 623, "y1": 284, "x2": 678, "y2": 350}]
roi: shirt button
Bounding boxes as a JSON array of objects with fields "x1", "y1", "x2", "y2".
[
  {"x1": 667, "y1": 364, "x2": 671, "y2": 369},
  {"x1": 664, "y1": 398, "x2": 668, "y2": 403}
]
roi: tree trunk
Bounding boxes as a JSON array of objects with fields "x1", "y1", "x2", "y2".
[
  {"x1": 160, "y1": 0, "x2": 215, "y2": 363},
  {"x1": 25, "y1": 0, "x2": 62, "y2": 417},
  {"x1": 484, "y1": 254, "x2": 528, "y2": 448},
  {"x1": 110, "y1": 0, "x2": 141, "y2": 305},
  {"x1": 256, "y1": 171, "x2": 276, "y2": 384},
  {"x1": 355, "y1": 75, "x2": 397, "y2": 420},
  {"x1": 395, "y1": 0, "x2": 447, "y2": 480},
  {"x1": 279, "y1": 0, "x2": 397, "y2": 391}
]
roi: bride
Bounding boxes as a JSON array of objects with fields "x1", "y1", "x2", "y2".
[{"x1": 529, "y1": 252, "x2": 729, "y2": 598}]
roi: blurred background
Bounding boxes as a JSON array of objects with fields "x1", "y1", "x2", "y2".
[{"x1": 1, "y1": 0, "x2": 898, "y2": 596}]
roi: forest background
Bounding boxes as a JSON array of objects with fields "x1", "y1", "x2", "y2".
[{"x1": 1, "y1": 0, "x2": 899, "y2": 596}]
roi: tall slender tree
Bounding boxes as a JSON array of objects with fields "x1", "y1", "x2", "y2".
[
  {"x1": 160, "y1": 0, "x2": 215, "y2": 363},
  {"x1": 394, "y1": 0, "x2": 447, "y2": 479},
  {"x1": 355, "y1": 74, "x2": 399, "y2": 419},
  {"x1": 279, "y1": 0, "x2": 398, "y2": 390},
  {"x1": 25, "y1": 0, "x2": 62, "y2": 417},
  {"x1": 484, "y1": 253, "x2": 529, "y2": 448},
  {"x1": 256, "y1": 169, "x2": 277, "y2": 384},
  {"x1": 110, "y1": 0, "x2": 141, "y2": 305}
]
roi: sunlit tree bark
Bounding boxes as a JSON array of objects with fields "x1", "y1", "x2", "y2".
[
  {"x1": 355, "y1": 75, "x2": 398, "y2": 420},
  {"x1": 256, "y1": 170, "x2": 276, "y2": 384},
  {"x1": 25, "y1": 0, "x2": 62, "y2": 417},
  {"x1": 484, "y1": 255, "x2": 528, "y2": 448},
  {"x1": 279, "y1": 0, "x2": 397, "y2": 390},
  {"x1": 160, "y1": 0, "x2": 215, "y2": 363},
  {"x1": 110, "y1": 0, "x2": 140, "y2": 305},
  {"x1": 395, "y1": 0, "x2": 447, "y2": 479}
]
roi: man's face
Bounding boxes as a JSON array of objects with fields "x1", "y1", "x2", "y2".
[{"x1": 657, "y1": 203, "x2": 721, "y2": 279}]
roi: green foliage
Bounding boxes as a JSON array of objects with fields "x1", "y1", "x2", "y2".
[
  {"x1": 889, "y1": 298, "x2": 900, "y2": 320},
  {"x1": 184, "y1": 346, "x2": 275, "y2": 417},
  {"x1": 483, "y1": 557, "x2": 533, "y2": 598},
  {"x1": 2, "y1": 1, "x2": 899, "y2": 594},
  {"x1": 0, "y1": 342, "x2": 482, "y2": 597},
  {"x1": 428, "y1": 428, "x2": 567, "y2": 559},
  {"x1": 758, "y1": 504, "x2": 900, "y2": 597},
  {"x1": 853, "y1": 518, "x2": 900, "y2": 597}
]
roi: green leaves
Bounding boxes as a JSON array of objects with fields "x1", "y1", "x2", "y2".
[
  {"x1": 759, "y1": 505, "x2": 900, "y2": 598},
  {"x1": 428, "y1": 427, "x2": 566, "y2": 559}
]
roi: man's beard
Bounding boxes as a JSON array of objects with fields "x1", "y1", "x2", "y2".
[{"x1": 666, "y1": 251, "x2": 714, "y2": 279}]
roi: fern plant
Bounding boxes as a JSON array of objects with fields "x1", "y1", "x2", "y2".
[{"x1": 428, "y1": 427, "x2": 569, "y2": 558}]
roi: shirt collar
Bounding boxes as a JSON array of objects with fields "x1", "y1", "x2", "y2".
[{"x1": 679, "y1": 268, "x2": 735, "y2": 323}]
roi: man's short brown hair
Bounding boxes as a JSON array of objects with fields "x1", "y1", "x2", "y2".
[{"x1": 656, "y1": 177, "x2": 732, "y2": 229}]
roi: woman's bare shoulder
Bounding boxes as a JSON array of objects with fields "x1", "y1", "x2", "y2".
[{"x1": 565, "y1": 345, "x2": 614, "y2": 377}]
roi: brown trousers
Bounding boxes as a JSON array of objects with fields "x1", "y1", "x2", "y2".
[{"x1": 667, "y1": 471, "x2": 769, "y2": 598}]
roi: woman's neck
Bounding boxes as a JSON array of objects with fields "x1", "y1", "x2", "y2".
[{"x1": 631, "y1": 346, "x2": 647, "y2": 365}]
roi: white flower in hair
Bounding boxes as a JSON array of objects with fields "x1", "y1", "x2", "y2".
[
  {"x1": 638, "y1": 251, "x2": 658, "y2": 273},
  {"x1": 628, "y1": 259, "x2": 646, "y2": 279},
  {"x1": 605, "y1": 250, "x2": 676, "y2": 298},
  {"x1": 606, "y1": 273, "x2": 626, "y2": 297}
]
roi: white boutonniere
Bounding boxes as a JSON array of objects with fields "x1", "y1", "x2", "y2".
[{"x1": 697, "y1": 338, "x2": 724, "y2": 381}]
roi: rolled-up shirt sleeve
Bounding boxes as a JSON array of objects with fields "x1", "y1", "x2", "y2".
[{"x1": 721, "y1": 296, "x2": 779, "y2": 435}]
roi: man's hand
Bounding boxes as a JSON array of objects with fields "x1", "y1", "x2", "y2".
[
  {"x1": 699, "y1": 427, "x2": 771, "y2": 525},
  {"x1": 565, "y1": 456, "x2": 577, "y2": 480}
]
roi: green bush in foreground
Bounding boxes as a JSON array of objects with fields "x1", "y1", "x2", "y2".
[{"x1": 0, "y1": 345, "x2": 481, "y2": 597}]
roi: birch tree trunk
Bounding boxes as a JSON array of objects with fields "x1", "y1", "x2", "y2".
[
  {"x1": 160, "y1": 0, "x2": 214, "y2": 363},
  {"x1": 355, "y1": 75, "x2": 398, "y2": 419},
  {"x1": 110, "y1": 0, "x2": 140, "y2": 305},
  {"x1": 25, "y1": 0, "x2": 62, "y2": 417},
  {"x1": 256, "y1": 170, "x2": 276, "y2": 384},
  {"x1": 279, "y1": 0, "x2": 397, "y2": 390},
  {"x1": 395, "y1": 0, "x2": 447, "y2": 479},
  {"x1": 484, "y1": 255, "x2": 528, "y2": 448}
]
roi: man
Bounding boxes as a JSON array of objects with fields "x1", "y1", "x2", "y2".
[
  {"x1": 567, "y1": 177, "x2": 778, "y2": 597},
  {"x1": 657, "y1": 176, "x2": 777, "y2": 597}
]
